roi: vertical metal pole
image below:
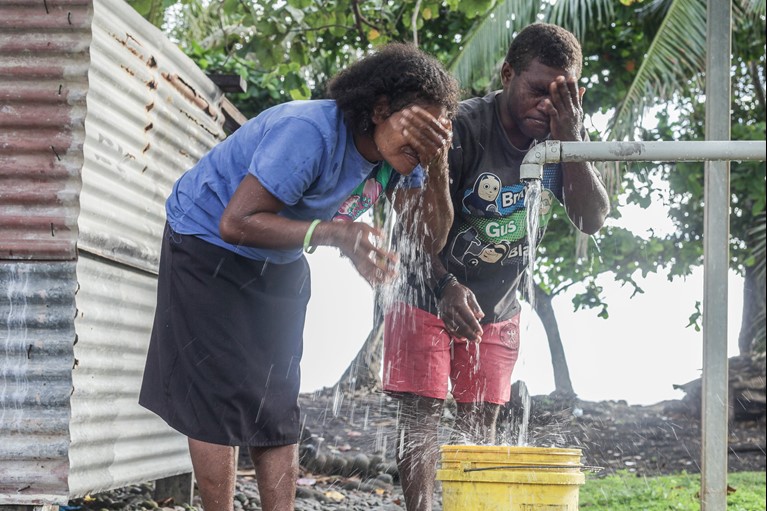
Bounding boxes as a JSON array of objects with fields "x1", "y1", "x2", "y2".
[{"x1": 702, "y1": 1, "x2": 731, "y2": 510}]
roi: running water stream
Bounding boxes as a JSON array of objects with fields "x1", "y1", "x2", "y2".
[
  {"x1": 523, "y1": 179, "x2": 543, "y2": 311},
  {"x1": 377, "y1": 186, "x2": 433, "y2": 330}
]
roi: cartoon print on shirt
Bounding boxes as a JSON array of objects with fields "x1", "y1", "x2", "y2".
[
  {"x1": 335, "y1": 178, "x2": 383, "y2": 222},
  {"x1": 539, "y1": 191, "x2": 553, "y2": 216},
  {"x1": 450, "y1": 170, "x2": 558, "y2": 271},
  {"x1": 478, "y1": 243, "x2": 510, "y2": 263},
  {"x1": 450, "y1": 227, "x2": 483, "y2": 265},
  {"x1": 450, "y1": 227, "x2": 515, "y2": 268},
  {"x1": 462, "y1": 172, "x2": 502, "y2": 217}
]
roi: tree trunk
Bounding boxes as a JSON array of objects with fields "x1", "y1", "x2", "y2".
[
  {"x1": 533, "y1": 284, "x2": 575, "y2": 397},
  {"x1": 738, "y1": 263, "x2": 766, "y2": 355},
  {"x1": 334, "y1": 311, "x2": 384, "y2": 394}
]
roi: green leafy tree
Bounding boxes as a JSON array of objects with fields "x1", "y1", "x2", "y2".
[
  {"x1": 633, "y1": 3, "x2": 766, "y2": 354},
  {"x1": 130, "y1": 0, "x2": 486, "y2": 114}
]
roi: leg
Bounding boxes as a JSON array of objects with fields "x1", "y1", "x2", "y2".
[
  {"x1": 450, "y1": 317, "x2": 520, "y2": 445},
  {"x1": 393, "y1": 393, "x2": 444, "y2": 511},
  {"x1": 188, "y1": 438, "x2": 236, "y2": 511},
  {"x1": 454, "y1": 401, "x2": 501, "y2": 444},
  {"x1": 249, "y1": 444, "x2": 298, "y2": 511},
  {"x1": 382, "y1": 304, "x2": 453, "y2": 511}
]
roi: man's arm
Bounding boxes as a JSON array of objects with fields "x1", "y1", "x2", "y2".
[
  {"x1": 391, "y1": 147, "x2": 453, "y2": 283},
  {"x1": 391, "y1": 149, "x2": 484, "y2": 342},
  {"x1": 561, "y1": 162, "x2": 610, "y2": 235},
  {"x1": 546, "y1": 76, "x2": 610, "y2": 235}
]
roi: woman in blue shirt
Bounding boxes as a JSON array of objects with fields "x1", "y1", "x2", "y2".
[{"x1": 139, "y1": 42, "x2": 458, "y2": 510}]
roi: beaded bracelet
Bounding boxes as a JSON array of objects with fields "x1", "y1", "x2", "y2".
[
  {"x1": 303, "y1": 219, "x2": 321, "y2": 254},
  {"x1": 433, "y1": 272, "x2": 458, "y2": 300}
]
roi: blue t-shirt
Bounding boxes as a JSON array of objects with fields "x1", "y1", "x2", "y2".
[{"x1": 166, "y1": 100, "x2": 424, "y2": 263}]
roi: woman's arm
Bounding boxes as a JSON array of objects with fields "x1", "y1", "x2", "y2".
[{"x1": 220, "y1": 174, "x2": 397, "y2": 285}]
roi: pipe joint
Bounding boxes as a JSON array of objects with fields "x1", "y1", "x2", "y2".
[{"x1": 520, "y1": 140, "x2": 561, "y2": 181}]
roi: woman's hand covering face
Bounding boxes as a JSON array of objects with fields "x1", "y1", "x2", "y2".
[{"x1": 373, "y1": 104, "x2": 451, "y2": 175}]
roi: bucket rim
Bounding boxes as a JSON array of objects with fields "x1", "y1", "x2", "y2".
[{"x1": 439, "y1": 444, "x2": 582, "y2": 455}]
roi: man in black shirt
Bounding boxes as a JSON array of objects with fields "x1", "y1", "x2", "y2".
[{"x1": 383, "y1": 23, "x2": 610, "y2": 511}]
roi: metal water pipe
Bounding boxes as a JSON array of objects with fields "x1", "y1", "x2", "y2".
[
  {"x1": 519, "y1": 140, "x2": 766, "y2": 178},
  {"x1": 702, "y1": 2, "x2": 732, "y2": 509}
]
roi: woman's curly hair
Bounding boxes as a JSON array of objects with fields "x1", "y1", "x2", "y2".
[{"x1": 327, "y1": 43, "x2": 459, "y2": 135}]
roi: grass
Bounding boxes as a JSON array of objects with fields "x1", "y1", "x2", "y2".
[{"x1": 580, "y1": 471, "x2": 766, "y2": 510}]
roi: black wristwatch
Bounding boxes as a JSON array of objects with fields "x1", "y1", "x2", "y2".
[{"x1": 433, "y1": 273, "x2": 458, "y2": 300}]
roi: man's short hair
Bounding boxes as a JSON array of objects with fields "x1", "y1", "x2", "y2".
[{"x1": 505, "y1": 23, "x2": 583, "y2": 77}]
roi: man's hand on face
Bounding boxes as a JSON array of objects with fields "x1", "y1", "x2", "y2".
[{"x1": 543, "y1": 75, "x2": 585, "y2": 142}]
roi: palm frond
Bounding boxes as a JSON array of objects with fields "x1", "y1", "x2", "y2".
[
  {"x1": 448, "y1": 0, "x2": 542, "y2": 90},
  {"x1": 547, "y1": 0, "x2": 615, "y2": 41},
  {"x1": 742, "y1": 0, "x2": 766, "y2": 15},
  {"x1": 609, "y1": 0, "x2": 706, "y2": 140}
]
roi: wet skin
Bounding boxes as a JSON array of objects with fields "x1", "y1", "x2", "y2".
[
  {"x1": 364, "y1": 103, "x2": 452, "y2": 175},
  {"x1": 219, "y1": 102, "x2": 452, "y2": 288},
  {"x1": 498, "y1": 58, "x2": 585, "y2": 148}
]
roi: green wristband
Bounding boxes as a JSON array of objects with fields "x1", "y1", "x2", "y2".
[{"x1": 303, "y1": 219, "x2": 322, "y2": 254}]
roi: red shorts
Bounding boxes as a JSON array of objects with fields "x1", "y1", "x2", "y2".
[{"x1": 382, "y1": 303, "x2": 520, "y2": 405}]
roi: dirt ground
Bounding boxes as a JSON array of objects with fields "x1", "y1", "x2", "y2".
[
  {"x1": 64, "y1": 381, "x2": 765, "y2": 510},
  {"x1": 291, "y1": 387, "x2": 766, "y2": 479}
]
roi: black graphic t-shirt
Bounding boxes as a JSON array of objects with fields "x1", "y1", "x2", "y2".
[{"x1": 411, "y1": 91, "x2": 564, "y2": 322}]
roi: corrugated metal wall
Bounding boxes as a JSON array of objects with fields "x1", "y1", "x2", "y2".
[
  {"x1": 0, "y1": 0, "x2": 90, "y2": 260},
  {"x1": 69, "y1": 0, "x2": 226, "y2": 496},
  {"x1": 1, "y1": 0, "x2": 92, "y2": 504},
  {"x1": 1, "y1": 0, "x2": 233, "y2": 504},
  {"x1": 69, "y1": 254, "x2": 191, "y2": 495},
  {"x1": 77, "y1": 0, "x2": 225, "y2": 272}
]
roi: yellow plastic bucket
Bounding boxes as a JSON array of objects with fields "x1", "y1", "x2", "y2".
[{"x1": 436, "y1": 445, "x2": 585, "y2": 510}]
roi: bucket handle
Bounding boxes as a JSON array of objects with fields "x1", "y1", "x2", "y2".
[{"x1": 462, "y1": 464, "x2": 604, "y2": 473}]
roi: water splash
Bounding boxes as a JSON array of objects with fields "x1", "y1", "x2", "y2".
[
  {"x1": 377, "y1": 184, "x2": 434, "y2": 334},
  {"x1": 332, "y1": 384, "x2": 344, "y2": 417},
  {"x1": 524, "y1": 179, "x2": 542, "y2": 309},
  {"x1": 374, "y1": 425, "x2": 387, "y2": 458},
  {"x1": 367, "y1": 175, "x2": 573, "y2": 456}
]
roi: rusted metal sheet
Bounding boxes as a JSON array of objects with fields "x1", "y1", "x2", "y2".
[
  {"x1": 1, "y1": 0, "x2": 238, "y2": 505},
  {"x1": 0, "y1": 0, "x2": 92, "y2": 261},
  {"x1": 0, "y1": 261, "x2": 76, "y2": 505},
  {"x1": 78, "y1": 0, "x2": 226, "y2": 273}
]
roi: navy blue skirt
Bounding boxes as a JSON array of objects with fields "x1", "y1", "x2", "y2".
[{"x1": 140, "y1": 224, "x2": 311, "y2": 446}]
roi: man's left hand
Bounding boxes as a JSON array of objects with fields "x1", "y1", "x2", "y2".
[{"x1": 544, "y1": 75, "x2": 585, "y2": 142}]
